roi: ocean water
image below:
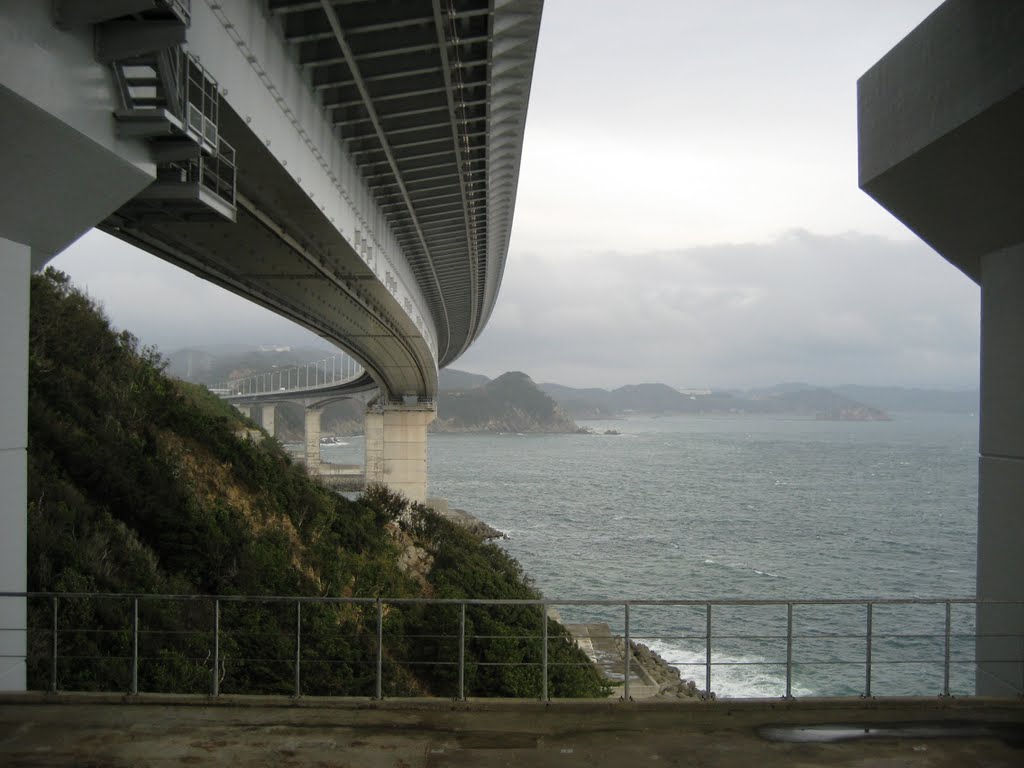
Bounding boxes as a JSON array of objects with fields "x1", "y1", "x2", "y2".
[{"x1": 323, "y1": 412, "x2": 980, "y2": 698}]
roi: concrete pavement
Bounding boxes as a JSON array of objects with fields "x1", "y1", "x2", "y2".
[{"x1": 1, "y1": 693, "x2": 1022, "y2": 767}]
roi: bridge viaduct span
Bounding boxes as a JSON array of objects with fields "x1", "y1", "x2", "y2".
[{"x1": 0, "y1": 0, "x2": 541, "y2": 689}]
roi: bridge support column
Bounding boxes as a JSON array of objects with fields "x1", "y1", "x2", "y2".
[
  {"x1": 364, "y1": 402, "x2": 436, "y2": 505},
  {"x1": 261, "y1": 404, "x2": 276, "y2": 438},
  {"x1": 977, "y1": 243, "x2": 1024, "y2": 697},
  {"x1": 304, "y1": 407, "x2": 323, "y2": 473},
  {"x1": 0, "y1": 237, "x2": 29, "y2": 691}
]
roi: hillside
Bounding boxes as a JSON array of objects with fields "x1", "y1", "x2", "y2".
[
  {"x1": 435, "y1": 371, "x2": 581, "y2": 432},
  {"x1": 25, "y1": 270, "x2": 606, "y2": 698}
]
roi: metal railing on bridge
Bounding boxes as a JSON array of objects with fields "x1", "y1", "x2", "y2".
[
  {"x1": 2, "y1": 593, "x2": 1021, "y2": 701},
  {"x1": 215, "y1": 354, "x2": 365, "y2": 398}
]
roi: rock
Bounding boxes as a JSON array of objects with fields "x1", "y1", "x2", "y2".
[
  {"x1": 441, "y1": 506, "x2": 507, "y2": 540},
  {"x1": 623, "y1": 639, "x2": 703, "y2": 698}
]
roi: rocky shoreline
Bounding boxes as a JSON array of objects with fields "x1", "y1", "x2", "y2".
[
  {"x1": 427, "y1": 498, "x2": 506, "y2": 540},
  {"x1": 614, "y1": 637, "x2": 707, "y2": 699}
]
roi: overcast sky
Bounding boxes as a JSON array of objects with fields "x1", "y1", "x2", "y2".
[{"x1": 52, "y1": 0, "x2": 978, "y2": 390}]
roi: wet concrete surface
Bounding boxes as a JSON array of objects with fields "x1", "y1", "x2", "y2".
[{"x1": 0, "y1": 693, "x2": 1022, "y2": 767}]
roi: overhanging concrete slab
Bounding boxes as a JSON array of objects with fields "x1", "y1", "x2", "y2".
[{"x1": 857, "y1": 0, "x2": 1024, "y2": 280}]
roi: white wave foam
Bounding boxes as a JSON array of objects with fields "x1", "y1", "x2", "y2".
[
  {"x1": 645, "y1": 638, "x2": 814, "y2": 699},
  {"x1": 703, "y1": 558, "x2": 780, "y2": 579}
]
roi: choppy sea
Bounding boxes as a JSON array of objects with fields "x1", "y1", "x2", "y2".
[{"x1": 322, "y1": 412, "x2": 979, "y2": 698}]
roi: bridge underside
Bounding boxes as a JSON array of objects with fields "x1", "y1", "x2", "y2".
[
  {"x1": 265, "y1": 0, "x2": 540, "y2": 370},
  {"x1": 105, "y1": 102, "x2": 437, "y2": 400}
]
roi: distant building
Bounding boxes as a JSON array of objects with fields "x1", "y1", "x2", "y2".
[
  {"x1": 258, "y1": 345, "x2": 292, "y2": 352},
  {"x1": 677, "y1": 388, "x2": 712, "y2": 396}
]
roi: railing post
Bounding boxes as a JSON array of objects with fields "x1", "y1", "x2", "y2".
[
  {"x1": 623, "y1": 602, "x2": 631, "y2": 701},
  {"x1": 705, "y1": 603, "x2": 712, "y2": 697},
  {"x1": 294, "y1": 600, "x2": 302, "y2": 699},
  {"x1": 943, "y1": 600, "x2": 952, "y2": 697},
  {"x1": 375, "y1": 599, "x2": 383, "y2": 700},
  {"x1": 541, "y1": 604, "x2": 548, "y2": 702},
  {"x1": 458, "y1": 603, "x2": 465, "y2": 701},
  {"x1": 864, "y1": 602, "x2": 873, "y2": 697},
  {"x1": 50, "y1": 596, "x2": 58, "y2": 694},
  {"x1": 130, "y1": 597, "x2": 139, "y2": 695},
  {"x1": 785, "y1": 602, "x2": 793, "y2": 699},
  {"x1": 212, "y1": 599, "x2": 219, "y2": 697}
]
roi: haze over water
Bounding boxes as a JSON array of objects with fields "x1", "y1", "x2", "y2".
[{"x1": 326, "y1": 411, "x2": 979, "y2": 697}]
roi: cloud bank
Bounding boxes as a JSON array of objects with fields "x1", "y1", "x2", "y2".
[{"x1": 456, "y1": 230, "x2": 979, "y2": 390}]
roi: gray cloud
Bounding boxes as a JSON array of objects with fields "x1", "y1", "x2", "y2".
[{"x1": 455, "y1": 230, "x2": 979, "y2": 390}]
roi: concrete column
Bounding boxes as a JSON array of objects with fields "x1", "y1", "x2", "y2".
[
  {"x1": 364, "y1": 402, "x2": 436, "y2": 505},
  {"x1": 977, "y1": 244, "x2": 1024, "y2": 697},
  {"x1": 261, "y1": 404, "x2": 276, "y2": 437},
  {"x1": 304, "y1": 407, "x2": 323, "y2": 473},
  {"x1": 0, "y1": 238, "x2": 29, "y2": 691}
]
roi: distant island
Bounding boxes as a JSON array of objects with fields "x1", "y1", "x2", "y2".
[{"x1": 168, "y1": 346, "x2": 979, "y2": 436}]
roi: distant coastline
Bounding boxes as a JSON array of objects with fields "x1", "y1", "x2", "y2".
[{"x1": 166, "y1": 347, "x2": 977, "y2": 437}]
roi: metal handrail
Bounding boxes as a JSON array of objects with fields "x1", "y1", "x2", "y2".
[{"x1": 3, "y1": 592, "x2": 1021, "y2": 701}]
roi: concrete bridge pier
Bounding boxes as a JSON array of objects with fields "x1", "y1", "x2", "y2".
[
  {"x1": 0, "y1": 238, "x2": 29, "y2": 691},
  {"x1": 304, "y1": 407, "x2": 323, "y2": 474},
  {"x1": 977, "y1": 245, "x2": 1024, "y2": 697},
  {"x1": 364, "y1": 402, "x2": 436, "y2": 505},
  {"x1": 260, "y1": 404, "x2": 276, "y2": 438}
]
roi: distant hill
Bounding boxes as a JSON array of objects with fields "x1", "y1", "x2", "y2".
[
  {"x1": 609, "y1": 383, "x2": 691, "y2": 412},
  {"x1": 541, "y1": 381, "x2": 890, "y2": 420},
  {"x1": 539, "y1": 383, "x2": 617, "y2": 418},
  {"x1": 440, "y1": 368, "x2": 491, "y2": 390},
  {"x1": 755, "y1": 387, "x2": 890, "y2": 421},
  {"x1": 833, "y1": 385, "x2": 978, "y2": 414},
  {"x1": 435, "y1": 371, "x2": 580, "y2": 433}
]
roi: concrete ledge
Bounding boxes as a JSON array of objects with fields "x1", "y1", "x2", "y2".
[
  {"x1": 2, "y1": 690, "x2": 1022, "y2": 718},
  {"x1": 2, "y1": 693, "x2": 1022, "y2": 767}
]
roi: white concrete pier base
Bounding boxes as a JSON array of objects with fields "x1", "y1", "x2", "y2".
[
  {"x1": 304, "y1": 408, "x2": 323, "y2": 473},
  {"x1": 977, "y1": 244, "x2": 1024, "y2": 697},
  {"x1": 261, "y1": 404, "x2": 276, "y2": 438},
  {"x1": 364, "y1": 402, "x2": 436, "y2": 505},
  {"x1": 0, "y1": 238, "x2": 29, "y2": 691}
]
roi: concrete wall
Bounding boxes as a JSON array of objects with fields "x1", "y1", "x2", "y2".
[
  {"x1": 977, "y1": 245, "x2": 1024, "y2": 696},
  {"x1": 0, "y1": 239, "x2": 29, "y2": 690}
]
